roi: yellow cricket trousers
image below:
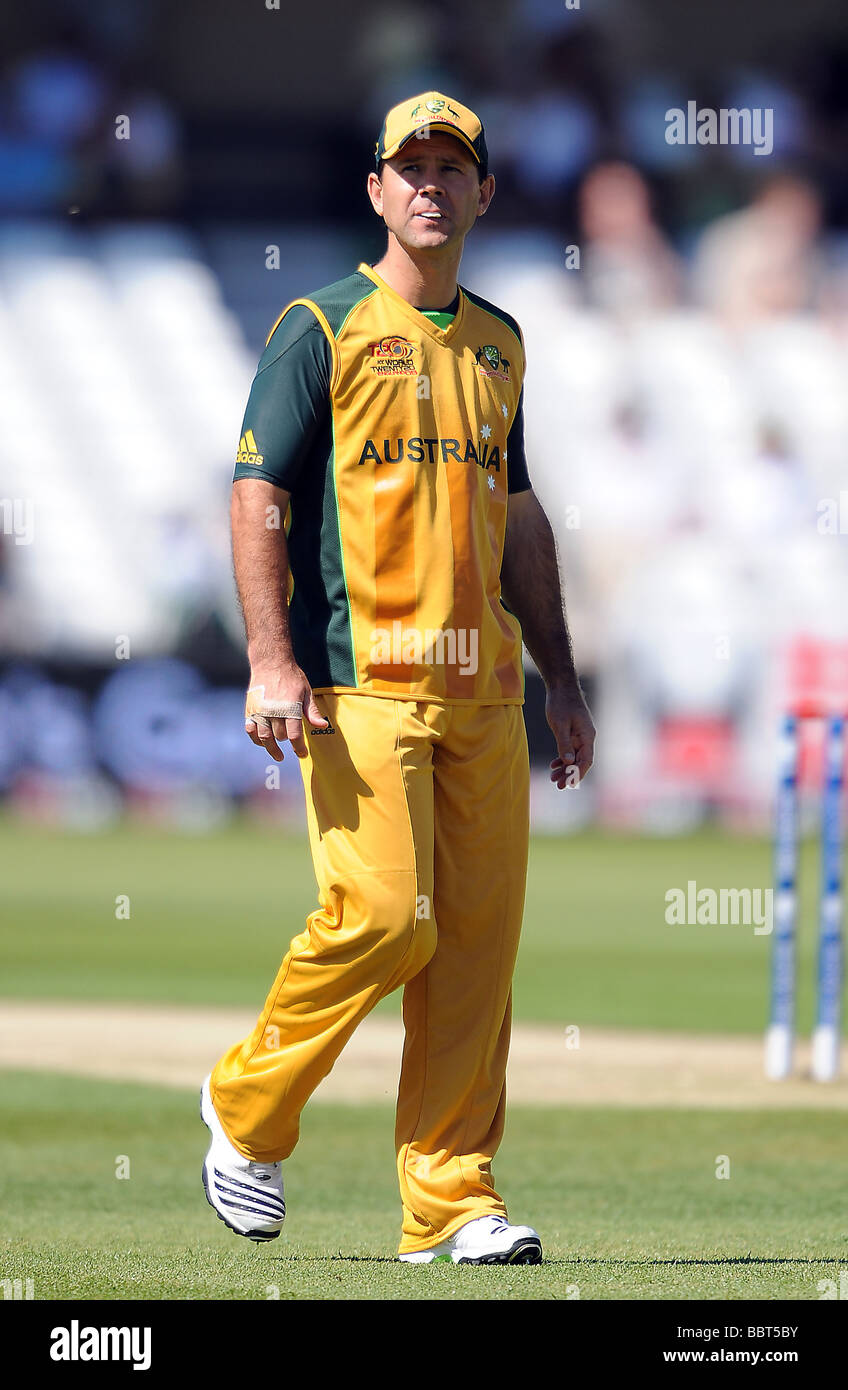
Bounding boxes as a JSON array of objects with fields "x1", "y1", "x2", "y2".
[{"x1": 210, "y1": 691, "x2": 530, "y2": 1254}]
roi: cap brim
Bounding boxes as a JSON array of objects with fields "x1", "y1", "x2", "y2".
[{"x1": 382, "y1": 123, "x2": 481, "y2": 164}]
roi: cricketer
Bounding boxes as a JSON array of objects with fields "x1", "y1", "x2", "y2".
[{"x1": 200, "y1": 92, "x2": 595, "y2": 1264}]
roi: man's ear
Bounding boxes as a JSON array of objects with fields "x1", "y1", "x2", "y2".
[
  {"x1": 367, "y1": 170, "x2": 384, "y2": 218},
  {"x1": 476, "y1": 173, "x2": 496, "y2": 219}
]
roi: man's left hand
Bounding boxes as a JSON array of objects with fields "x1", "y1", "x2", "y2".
[{"x1": 546, "y1": 685, "x2": 596, "y2": 788}]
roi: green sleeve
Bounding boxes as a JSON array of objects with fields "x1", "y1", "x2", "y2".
[
  {"x1": 507, "y1": 388, "x2": 531, "y2": 494},
  {"x1": 233, "y1": 305, "x2": 332, "y2": 494}
]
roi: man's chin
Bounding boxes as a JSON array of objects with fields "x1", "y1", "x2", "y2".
[{"x1": 399, "y1": 226, "x2": 456, "y2": 252}]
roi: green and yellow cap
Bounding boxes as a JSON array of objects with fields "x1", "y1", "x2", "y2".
[{"x1": 375, "y1": 92, "x2": 488, "y2": 176}]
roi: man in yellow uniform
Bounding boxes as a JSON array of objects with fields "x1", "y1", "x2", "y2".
[{"x1": 201, "y1": 93, "x2": 595, "y2": 1265}]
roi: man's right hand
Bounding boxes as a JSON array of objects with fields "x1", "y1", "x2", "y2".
[{"x1": 244, "y1": 665, "x2": 329, "y2": 761}]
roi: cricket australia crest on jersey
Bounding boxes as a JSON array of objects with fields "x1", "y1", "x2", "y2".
[
  {"x1": 474, "y1": 344, "x2": 510, "y2": 381},
  {"x1": 369, "y1": 336, "x2": 417, "y2": 377}
]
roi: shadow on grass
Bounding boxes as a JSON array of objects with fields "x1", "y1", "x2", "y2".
[
  {"x1": 570, "y1": 1256, "x2": 845, "y2": 1268},
  {"x1": 261, "y1": 1253, "x2": 845, "y2": 1268}
]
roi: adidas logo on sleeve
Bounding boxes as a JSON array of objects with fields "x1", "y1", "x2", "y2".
[{"x1": 236, "y1": 429, "x2": 263, "y2": 467}]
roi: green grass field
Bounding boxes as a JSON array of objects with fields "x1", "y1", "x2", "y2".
[
  {"x1": 1, "y1": 1072, "x2": 845, "y2": 1301},
  {"x1": 2, "y1": 819, "x2": 846, "y2": 1302},
  {"x1": 0, "y1": 820, "x2": 835, "y2": 1032}
]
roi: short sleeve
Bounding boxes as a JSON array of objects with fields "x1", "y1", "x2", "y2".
[
  {"x1": 233, "y1": 304, "x2": 332, "y2": 494},
  {"x1": 506, "y1": 387, "x2": 531, "y2": 494}
]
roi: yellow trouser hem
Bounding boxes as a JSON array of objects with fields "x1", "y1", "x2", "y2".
[{"x1": 397, "y1": 1205, "x2": 509, "y2": 1256}]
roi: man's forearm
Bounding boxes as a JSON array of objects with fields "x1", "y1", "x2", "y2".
[
  {"x1": 231, "y1": 479, "x2": 294, "y2": 669},
  {"x1": 500, "y1": 491, "x2": 582, "y2": 691}
]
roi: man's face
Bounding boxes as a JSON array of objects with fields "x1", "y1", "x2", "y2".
[{"x1": 367, "y1": 132, "x2": 494, "y2": 252}]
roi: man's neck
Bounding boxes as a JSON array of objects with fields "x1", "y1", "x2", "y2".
[{"x1": 371, "y1": 236, "x2": 462, "y2": 310}]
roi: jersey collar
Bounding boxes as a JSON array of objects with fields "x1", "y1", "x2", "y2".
[{"x1": 357, "y1": 262, "x2": 465, "y2": 344}]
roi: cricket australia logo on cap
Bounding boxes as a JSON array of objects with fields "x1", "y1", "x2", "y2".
[
  {"x1": 474, "y1": 344, "x2": 510, "y2": 381},
  {"x1": 411, "y1": 97, "x2": 462, "y2": 125},
  {"x1": 368, "y1": 335, "x2": 417, "y2": 377}
]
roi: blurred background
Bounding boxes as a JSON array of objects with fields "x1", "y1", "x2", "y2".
[
  {"x1": 2, "y1": 0, "x2": 848, "y2": 838},
  {"x1": 4, "y1": 2, "x2": 848, "y2": 1302}
]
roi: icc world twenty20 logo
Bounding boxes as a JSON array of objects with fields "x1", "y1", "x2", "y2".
[{"x1": 369, "y1": 336, "x2": 417, "y2": 377}]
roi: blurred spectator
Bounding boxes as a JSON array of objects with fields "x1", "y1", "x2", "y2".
[
  {"x1": 559, "y1": 402, "x2": 687, "y2": 623},
  {"x1": 352, "y1": 2, "x2": 445, "y2": 126},
  {"x1": 691, "y1": 174, "x2": 824, "y2": 325},
  {"x1": 577, "y1": 162, "x2": 683, "y2": 315},
  {"x1": 703, "y1": 421, "x2": 817, "y2": 539},
  {"x1": 7, "y1": 31, "x2": 107, "y2": 146},
  {"x1": 620, "y1": 76, "x2": 702, "y2": 173},
  {"x1": 0, "y1": 24, "x2": 185, "y2": 217},
  {"x1": 724, "y1": 70, "x2": 809, "y2": 166},
  {"x1": 0, "y1": 25, "x2": 107, "y2": 212},
  {"x1": 512, "y1": 89, "x2": 601, "y2": 201},
  {"x1": 502, "y1": 12, "x2": 611, "y2": 209},
  {"x1": 101, "y1": 83, "x2": 183, "y2": 214}
]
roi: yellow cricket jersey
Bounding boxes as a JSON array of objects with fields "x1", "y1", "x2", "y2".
[{"x1": 233, "y1": 262, "x2": 531, "y2": 704}]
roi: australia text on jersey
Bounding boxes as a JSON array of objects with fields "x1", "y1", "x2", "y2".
[{"x1": 357, "y1": 437, "x2": 502, "y2": 470}]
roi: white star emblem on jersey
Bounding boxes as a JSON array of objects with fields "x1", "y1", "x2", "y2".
[
  {"x1": 487, "y1": 474, "x2": 496, "y2": 491},
  {"x1": 501, "y1": 403, "x2": 508, "y2": 418},
  {"x1": 480, "y1": 423, "x2": 492, "y2": 440}
]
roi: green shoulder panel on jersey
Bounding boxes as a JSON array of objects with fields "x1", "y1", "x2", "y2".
[
  {"x1": 459, "y1": 286, "x2": 525, "y2": 363},
  {"x1": 301, "y1": 269, "x2": 378, "y2": 337},
  {"x1": 266, "y1": 269, "x2": 377, "y2": 349},
  {"x1": 254, "y1": 302, "x2": 330, "y2": 376}
]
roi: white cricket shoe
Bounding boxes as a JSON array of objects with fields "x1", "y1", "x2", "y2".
[
  {"x1": 200, "y1": 1075, "x2": 286, "y2": 1243},
  {"x1": 399, "y1": 1214, "x2": 542, "y2": 1265}
]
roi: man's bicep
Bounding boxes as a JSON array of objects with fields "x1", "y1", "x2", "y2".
[
  {"x1": 506, "y1": 486, "x2": 537, "y2": 519},
  {"x1": 503, "y1": 486, "x2": 540, "y2": 562},
  {"x1": 232, "y1": 477, "x2": 291, "y2": 517}
]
